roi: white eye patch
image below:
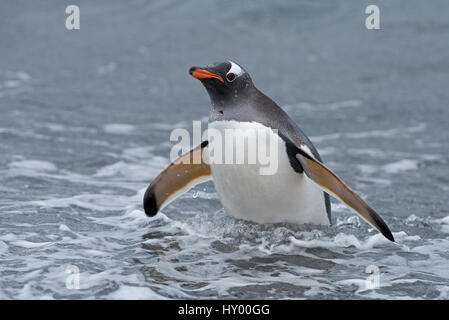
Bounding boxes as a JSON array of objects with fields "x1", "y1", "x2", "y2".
[{"x1": 227, "y1": 61, "x2": 244, "y2": 77}]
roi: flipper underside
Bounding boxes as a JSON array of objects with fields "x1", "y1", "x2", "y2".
[{"x1": 143, "y1": 141, "x2": 211, "y2": 216}]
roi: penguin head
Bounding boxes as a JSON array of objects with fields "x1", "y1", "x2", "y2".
[{"x1": 189, "y1": 61, "x2": 253, "y2": 105}]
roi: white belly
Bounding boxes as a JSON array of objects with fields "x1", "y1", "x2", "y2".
[{"x1": 208, "y1": 120, "x2": 329, "y2": 225}]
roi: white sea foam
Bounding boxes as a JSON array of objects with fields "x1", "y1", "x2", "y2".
[
  {"x1": 59, "y1": 224, "x2": 71, "y2": 232},
  {"x1": 10, "y1": 240, "x2": 53, "y2": 248},
  {"x1": 310, "y1": 123, "x2": 426, "y2": 143},
  {"x1": 103, "y1": 123, "x2": 135, "y2": 134},
  {"x1": 9, "y1": 160, "x2": 57, "y2": 172},
  {"x1": 108, "y1": 285, "x2": 166, "y2": 299},
  {"x1": 0, "y1": 241, "x2": 8, "y2": 255},
  {"x1": 94, "y1": 158, "x2": 166, "y2": 180},
  {"x1": 1, "y1": 123, "x2": 447, "y2": 300},
  {"x1": 283, "y1": 100, "x2": 361, "y2": 113},
  {"x1": 15, "y1": 71, "x2": 31, "y2": 82}
]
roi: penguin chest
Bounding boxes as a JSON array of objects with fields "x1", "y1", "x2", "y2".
[{"x1": 207, "y1": 120, "x2": 329, "y2": 225}]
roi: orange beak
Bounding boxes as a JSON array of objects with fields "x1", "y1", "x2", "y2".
[{"x1": 190, "y1": 68, "x2": 224, "y2": 83}]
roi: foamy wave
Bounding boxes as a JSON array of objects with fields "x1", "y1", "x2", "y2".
[
  {"x1": 103, "y1": 123, "x2": 135, "y2": 135},
  {"x1": 383, "y1": 159, "x2": 419, "y2": 174},
  {"x1": 9, "y1": 160, "x2": 57, "y2": 172}
]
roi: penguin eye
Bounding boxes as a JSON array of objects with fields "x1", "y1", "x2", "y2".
[{"x1": 226, "y1": 72, "x2": 236, "y2": 82}]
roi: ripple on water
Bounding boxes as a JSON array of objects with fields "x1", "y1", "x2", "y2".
[{"x1": 1, "y1": 117, "x2": 448, "y2": 299}]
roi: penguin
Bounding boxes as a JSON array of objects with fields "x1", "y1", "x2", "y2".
[{"x1": 143, "y1": 61, "x2": 394, "y2": 242}]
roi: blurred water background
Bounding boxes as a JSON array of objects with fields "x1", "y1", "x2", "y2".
[{"x1": 0, "y1": 0, "x2": 449, "y2": 299}]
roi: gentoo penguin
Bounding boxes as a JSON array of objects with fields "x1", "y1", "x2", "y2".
[{"x1": 143, "y1": 61, "x2": 394, "y2": 242}]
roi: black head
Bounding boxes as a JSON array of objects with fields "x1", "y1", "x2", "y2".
[{"x1": 189, "y1": 61, "x2": 254, "y2": 106}]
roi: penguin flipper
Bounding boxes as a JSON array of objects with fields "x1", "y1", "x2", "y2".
[
  {"x1": 294, "y1": 147, "x2": 395, "y2": 242},
  {"x1": 143, "y1": 141, "x2": 211, "y2": 217}
]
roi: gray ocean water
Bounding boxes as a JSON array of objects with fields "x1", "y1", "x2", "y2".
[{"x1": 1, "y1": 0, "x2": 449, "y2": 299}]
